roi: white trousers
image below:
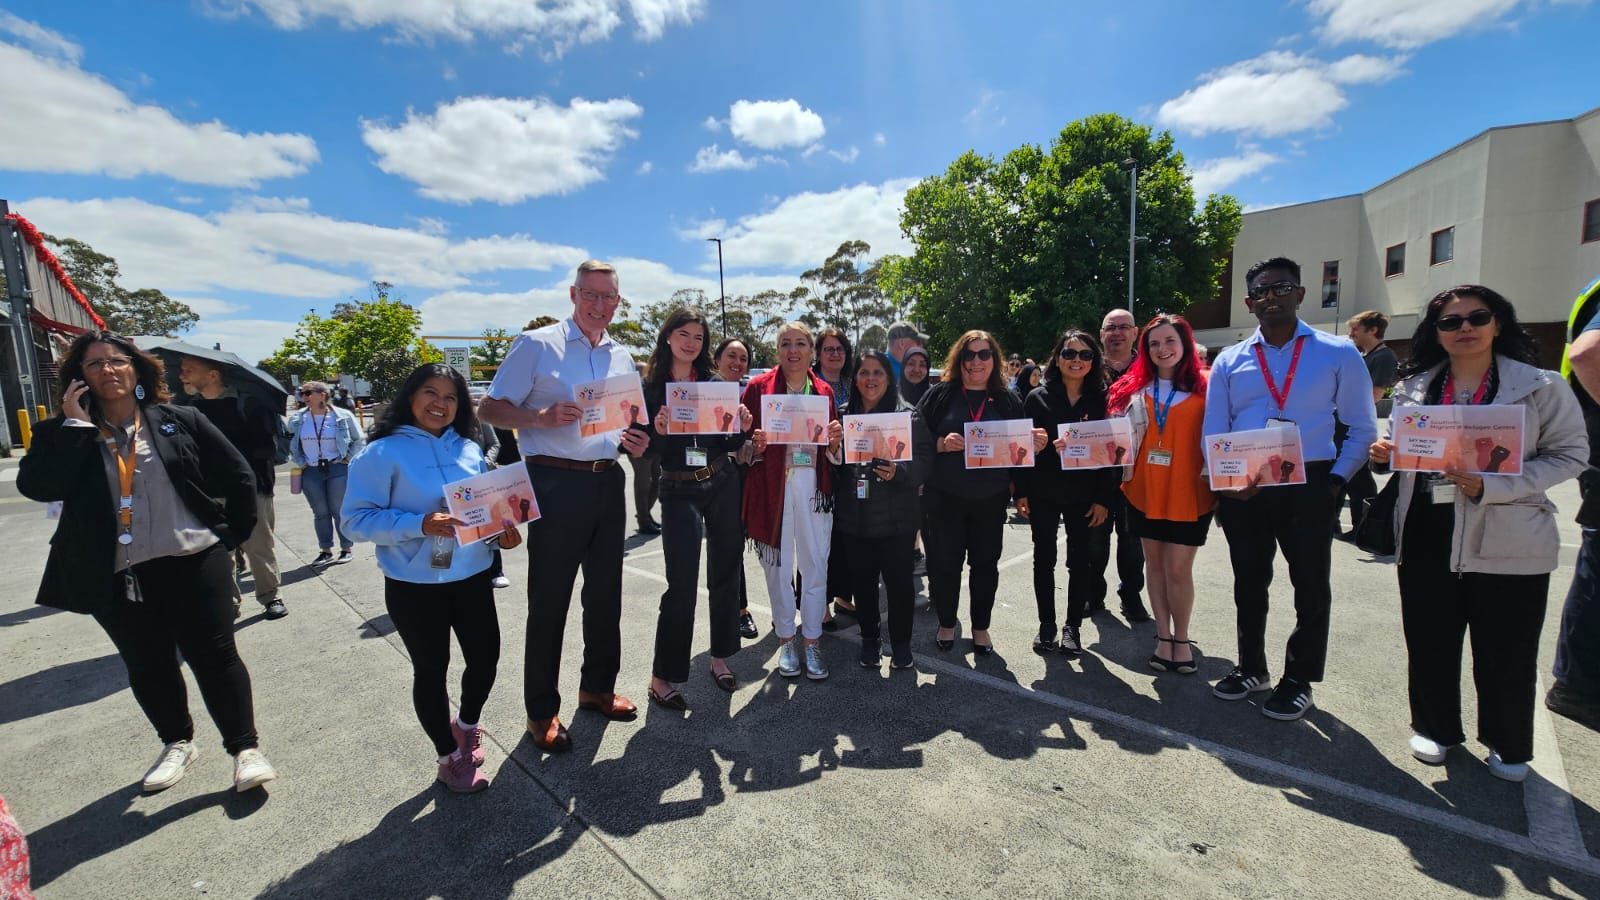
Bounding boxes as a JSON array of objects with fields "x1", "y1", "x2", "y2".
[{"x1": 762, "y1": 466, "x2": 833, "y2": 641}]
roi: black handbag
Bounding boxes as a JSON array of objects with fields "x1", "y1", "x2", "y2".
[{"x1": 1354, "y1": 476, "x2": 1399, "y2": 557}]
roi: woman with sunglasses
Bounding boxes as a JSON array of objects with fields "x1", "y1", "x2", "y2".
[
  {"x1": 714, "y1": 337, "x2": 761, "y2": 640},
  {"x1": 814, "y1": 328, "x2": 857, "y2": 624},
  {"x1": 287, "y1": 381, "x2": 365, "y2": 566},
  {"x1": 1368, "y1": 286, "x2": 1585, "y2": 781},
  {"x1": 917, "y1": 330, "x2": 1048, "y2": 655},
  {"x1": 1018, "y1": 331, "x2": 1121, "y2": 656},
  {"x1": 1107, "y1": 315, "x2": 1214, "y2": 674}
]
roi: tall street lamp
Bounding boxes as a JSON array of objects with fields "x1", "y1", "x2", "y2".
[
  {"x1": 1122, "y1": 157, "x2": 1139, "y2": 321},
  {"x1": 706, "y1": 237, "x2": 727, "y2": 339}
]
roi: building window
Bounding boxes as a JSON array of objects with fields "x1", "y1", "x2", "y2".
[
  {"x1": 1321, "y1": 260, "x2": 1340, "y2": 309},
  {"x1": 1585, "y1": 199, "x2": 1600, "y2": 244},
  {"x1": 1430, "y1": 227, "x2": 1454, "y2": 265},
  {"x1": 1385, "y1": 242, "x2": 1406, "y2": 278}
]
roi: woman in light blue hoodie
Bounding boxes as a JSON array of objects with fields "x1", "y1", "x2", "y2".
[{"x1": 341, "y1": 364, "x2": 521, "y2": 793}]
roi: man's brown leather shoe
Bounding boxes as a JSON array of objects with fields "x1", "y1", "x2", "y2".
[
  {"x1": 526, "y1": 716, "x2": 572, "y2": 753},
  {"x1": 576, "y1": 691, "x2": 639, "y2": 721}
]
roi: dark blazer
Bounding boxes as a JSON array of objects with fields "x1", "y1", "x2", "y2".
[
  {"x1": 831, "y1": 398, "x2": 934, "y2": 538},
  {"x1": 18, "y1": 404, "x2": 258, "y2": 615},
  {"x1": 1018, "y1": 382, "x2": 1122, "y2": 508}
]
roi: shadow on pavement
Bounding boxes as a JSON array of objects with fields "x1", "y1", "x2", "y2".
[
  {"x1": 0, "y1": 653, "x2": 124, "y2": 726},
  {"x1": 0, "y1": 606, "x2": 59, "y2": 628}
]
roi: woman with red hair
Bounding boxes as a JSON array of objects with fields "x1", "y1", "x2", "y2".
[{"x1": 1108, "y1": 314, "x2": 1215, "y2": 675}]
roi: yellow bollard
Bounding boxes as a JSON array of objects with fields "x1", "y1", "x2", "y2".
[
  {"x1": 16, "y1": 409, "x2": 32, "y2": 450},
  {"x1": 35, "y1": 404, "x2": 45, "y2": 423}
]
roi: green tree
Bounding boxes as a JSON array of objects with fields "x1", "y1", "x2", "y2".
[
  {"x1": 887, "y1": 113, "x2": 1242, "y2": 360},
  {"x1": 470, "y1": 327, "x2": 511, "y2": 370},
  {"x1": 43, "y1": 233, "x2": 198, "y2": 335},
  {"x1": 794, "y1": 240, "x2": 894, "y2": 346},
  {"x1": 523, "y1": 315, "x2": 559, "y2": 330},
  {"x1": 257, "y1": 282, "x2": 439, "y2": 400}
]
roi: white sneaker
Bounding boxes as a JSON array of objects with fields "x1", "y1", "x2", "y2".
[
  {"x1": 142, "y1": 740, "x2": 199, "y2": 792},
  {"x1": 1409, "y1": 733, "x2": 1454, "y2": 765},
  {"x1": 491, "y1": 575, "x2": 511, "y2": 589},
  {"x1": 233, "y1": 748, "x2": 278, "y2": 792},
  {"x1": 1485, "y1": 750, "x2": 1529, "y2": 783}
]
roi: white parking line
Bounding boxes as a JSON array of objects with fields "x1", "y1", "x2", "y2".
[
  {"x1": 0, "y1": 468, "x2": 17, "y2": 483},
  {"x1": 1528, "y1": 673, "x2": 1588, "y2": 858}
]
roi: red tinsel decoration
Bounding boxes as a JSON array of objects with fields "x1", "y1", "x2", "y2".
[{"x1": 4, "y1": 212, "x2": 107, "y2": 330}]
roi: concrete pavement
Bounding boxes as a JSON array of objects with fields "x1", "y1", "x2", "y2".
[{"x1": 1, "y1": 457, "x2": 1599, "y2": 898}]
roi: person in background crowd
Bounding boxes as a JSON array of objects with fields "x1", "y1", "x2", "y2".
[
  {"x1": 834, "y1": 350, "x2": 933, "y2": 669},
  {"x1": 814, "y1": 328, "x2": 856, "y2": 624},
  {"x1": 1020, "y1": 330, "x2": 1120, "y2": 656},
  {"x1": 342, "y1": 364, "x2": 519, "y2": 793},
  {"x1": 899, "y1": 345, "x2": 932, "y2": 406},
  {"x1": 0, "y1": 794, "x2": 31, "y2": 900},
  {"x1": 1368, "y1": 285, "x2": 1586, "y2": 779},
  {"x1": 1016, "y1": 362, "x2": 1042, "y2": 394},
  {"x1": 714, "y1": 337, "x2": 759, "y2": 640},
  {"x1": 885, "y1": 320, "x2": 929, "y2": 381},
  {"x1": 1005, "y1": 354, "x2": 1023, "y2": 392},
  {"x1": 1108, "y1": 315, "x2": 1215, "y2": 673},
  {"x1": 288, "y1": 381, "x2": 364, "y2": 567},
  {"x1": 479, "y1": 259, "x2": 652, "y2": 753},
  {"x1": 630, "y1": 360, "x2": 664, "y2": 535},
  {"x1": 334, "y1": 387, "x2": 357, "y2": 411},
  {"x1": 1204, "y1": 257, "x2": 1378, "y2": 721},
  {"x1": 474, "y1": 410, "x2": 511, "y2": 590},
  {"x1": 918, "y1": 330, "x2": 1047, "y2": 656},
  {"x1": 1335, "y1": 310, "x2": 1399, "y2": 540},
  {"x1": 743, "y1": 322, "x2": 842, "y2": 681},
  {"x1": 178, "y1": 355, "x2": 287, "y2": 620},
  {"x1": 1553, "y1": 284, "x2": 1600, "y2": 732},
  {"x1": 643, "y1": 309, "x2": 754, "y2": 708},
  {"x1": 1093, "y1": 308, "x2": 1152, "y2": 624},
  {"x1": 20, "y1": 332, "x2": 277, "y2": 793}
]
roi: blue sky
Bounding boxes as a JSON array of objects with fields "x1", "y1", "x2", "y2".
[{"x1": 2, "y1": 0, "x2": 1594, "y2": 362}]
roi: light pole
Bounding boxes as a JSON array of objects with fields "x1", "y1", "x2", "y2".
[
  {"x1": 1122, "y1": 157, "x2": 1139, "y2": 321},
  {"x1": 706, "y1": 237, "x2": 726, "y2": 339}
]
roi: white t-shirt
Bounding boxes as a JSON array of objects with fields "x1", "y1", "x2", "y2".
[{"x1": 299, "y1": 411, "x2": 340, "y2": 463}]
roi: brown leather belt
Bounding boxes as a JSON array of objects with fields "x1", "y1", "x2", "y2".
[
  {"x1": 660, "y1": 456, "x2": 728, "y2": 483},
  {"x1": 527, "y1": 455, "x2": 617, "y2": 473}
]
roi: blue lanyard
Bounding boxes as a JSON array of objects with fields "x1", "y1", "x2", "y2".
[{"x1": 1151, "y1": 380, "x2": 1178, "y2": 437}]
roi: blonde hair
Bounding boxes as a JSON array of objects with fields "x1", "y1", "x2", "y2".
[
  {"x1": 776, "y1": 321, "x2": 814, "y2": 346},
  {"x1": 575, "y1": 259, "x2": 619, "y2": 288}
]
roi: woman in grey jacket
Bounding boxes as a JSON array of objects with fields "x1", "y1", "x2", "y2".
[{"x1": 1369, "y1": 286, "x2": 1587, "y2": 782}]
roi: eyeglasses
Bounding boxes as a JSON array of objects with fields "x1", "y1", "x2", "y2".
[
  {"x1": 821, "y1": 346, "x2": 846, "y2": 354},
  {"x1": 959, "y1": 348, "x2": 995, "y2": 362},
  {"x1": 83, "y1": 357, "x2": 134, "y2": 374},
  {"x1": 1248, "y1": 280, "x2": 1299, "y2": 299},
  {"x1": 577, "y1": 289, "x2": 622, "y2": 304},
  {"x1": 299, "y1": 389, "x2": 321, "y2": 397},
  {"x1": 1101, "y1": 323, "x2": 1136, "y2": 332},
  {"x1": 1436, "y1": 309, "x2": 1495, "y2": 332},
  {"x1": 1059, "y1": 348, "x2": 1096, "y2": 362}
]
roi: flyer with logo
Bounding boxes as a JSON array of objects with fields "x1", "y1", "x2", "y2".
[
  {"x1": 1056, "y1": 418, "x2": 1135, "y2": 470},
  {"x1": 665, "y1": 381, "x2": 742, "y2": 435},
  {"x1": 964, "y1": 418, "x2": 1036, "y2": 469},
  {"x1": 443, "y1": 463, "x2": 541, "y2": 545},
  {"x1": 761, "y1": 394, "x2": 831, "y2": 445},
  {"x1": 1207, "y1": 426, "x2": 1307, "y2": 489},
  {"x1": 573, "y1": 372, "x2": 647, "y2": 438},
  {"x1": 842, "y1": 411, "x2": 914, "y2": 464},
  {"x1": 1391, "y1": 404, "x2": 1524, "y2": 475}
]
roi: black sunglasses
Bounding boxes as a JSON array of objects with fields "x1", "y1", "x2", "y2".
[
  {"x1": 1436, "y1": 309, "x2": 1495, "y2": 332},
  {"x1": 1248, "y1": 280, "x2": 1299, "y2": 299},
  {"x1": 959, "y1": 348, "x2": 995, "y2": 362},
  {"x1": 1059, "y1": 348, "x2": 1095, "y2": 362},
  {"x1": 299, "y1": 389, "x2": 321, "y2": 396}
]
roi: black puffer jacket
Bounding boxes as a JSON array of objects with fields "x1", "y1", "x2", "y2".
[
  {"x1": 831, "y1": 398, "x2": 934, "y2": 538},
  {"x1": 1018, "y1": 381, "x2": 1121, "y2": 508}
]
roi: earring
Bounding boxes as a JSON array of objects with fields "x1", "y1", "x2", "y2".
[{"x1": 134, "y1": 384, "x2": 146, "y2": 401}]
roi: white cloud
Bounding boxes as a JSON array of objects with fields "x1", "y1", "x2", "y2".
[
  {"x1": 361, "y1": 96, "x2": 642, "y2": 203},
  {"x1": 872, "y1": 132, "x2": 887, "y2": 147},
  {"x1": 727, "y1": 99, "x2": 826, "y2": 150},
  {"x1": 965, "y1": 89, "x2": 1006, "y2": 128},
  {"x1": 1309, "y1": 0, "x2": 1521, "y2": 49},
  {"x1": 636, "y1": 160, "x2": 654, "y2": 174},
  {"x1": 705, "y1": 179, "x2": 917, "y2": 270},
  {"x1": 211, "y1": 0, "x2": 704, "y2": 55},
  {"x1": 827, "y1": 146, "x2": 859, "y2": 164},
  {"x1": 184, "y1": 317, "x2": 301, "y2": 368},
  {"x1": 170, "y1": 296, "x2": 247, "y2": 317},
  {"x1": 1188, "y1": 150, "x2": 1281, "y2": 196},
  {"x1": 689, "y1": 144, "x2": 759, "y2": 173},
  {"x1": 0, "y1": 12, "x2": 82, "y2": 62},
  {"x1": 0, "y1": 41, "x2": 317, "y2": 186},
  {"x1": 1156, "y1": 51, "x2": 1404, "y2": 137},
  {"x1": 702, "y1": 115, "x2": 722, "y2": 132}
]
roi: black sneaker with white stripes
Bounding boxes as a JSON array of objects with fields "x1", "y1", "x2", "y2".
[
  {"x1": 1212, "y1": 667, "x2": 1272, "y2": 701},
  {"x1": 1261, "y1": 677, "x2": 1314, "y2": 721}
]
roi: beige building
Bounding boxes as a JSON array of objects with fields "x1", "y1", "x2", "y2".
[{"x1": 1191, "y1": 106, "x2": 1600, "y2": 366}]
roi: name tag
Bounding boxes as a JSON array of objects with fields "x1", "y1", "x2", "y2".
[
  {"x1": 789, "y1": 448, "x2": 814, "y2": 468},
  {"x1": 685, "y1": 448, "x2": 709, "y2": 468},
  {"x1": 856, "y1": 477, "x2": 870, "y2": 500},
  {"x1": 429, "y1": 536, "x2": 455, "y2": 569},
  {"x1": 1267, "y1": 417, "x2": 1295, "y2": 430},
  {"x1": 1427, "y1": 479, "x2": 1457, "y2": 505},
  {"x1": 1146, "y1": 449, "x2": 1173, "y2": 467}
]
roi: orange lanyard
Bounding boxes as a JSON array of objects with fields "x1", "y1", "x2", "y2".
[{"x1": 103, "y1": 413, "x2": 139, "y2": 542}]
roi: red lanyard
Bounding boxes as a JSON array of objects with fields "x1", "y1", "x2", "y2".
[
  {"x1": 1441, "y1": 369, "x2": 1490, "y2": 405},
  {"x1": 102, "y1": 413, "x2": 140, "y2": 541},
  {"x1": 964, "y1": 388, "x2": 988, "y2": 422},
  {"x1": 1252, "y1": 336, "x2": 1305, "y2": 413}
]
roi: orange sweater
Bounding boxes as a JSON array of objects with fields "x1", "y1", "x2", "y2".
[{"x1": 1123, "y1": 392, "x2": 1214, "y2": 522}]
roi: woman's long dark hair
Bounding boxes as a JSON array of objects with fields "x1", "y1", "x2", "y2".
[
  {"x1": 369, "y1": 364, "x2": 477, "y2": 441},
  {"x1": 644, "y1": 307, "x2": 715, "y2": 387},
  {"x1": 58, "y1": 331, "x2": 171, "y2": 429},
  {"x1": 940, "y1": 329, "x2": 1009, "y2": 394},
  {"x1": 1041, "y1": 329, "x2": 1107, "y2": 397},
  {"x1": 1107, "y1": 314, "x2": 1207, "y2": 414},
  {"x1": 846, "y1": 349, "x2": 900, "y2": 415},
  {"x1": 1397, "y1": 285, "x2": 1539, "y2": 379}
]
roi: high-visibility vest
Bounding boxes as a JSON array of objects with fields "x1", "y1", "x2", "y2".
[{"x1": 1562, "y1": 275, "x2": 1600, "y2": 381}]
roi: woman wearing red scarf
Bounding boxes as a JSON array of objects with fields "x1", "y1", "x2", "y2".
[{"x1": 742, "y1": 322, "x2": 844, "y2": 680}]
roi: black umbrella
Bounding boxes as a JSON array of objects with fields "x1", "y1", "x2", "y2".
[{"x1": 130, "y1": 336, "x2": 290, "y2": 414}]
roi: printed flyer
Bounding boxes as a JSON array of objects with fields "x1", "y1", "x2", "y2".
[
  {"x1": 1391, "y1": 404, "x2": 1524, "y2": 475},
  {"x1": 665, "y1": 381, "x2": 742, "y2": 435},
  {"x1": 573, "y1": 372, "x2": 647, "y2": 438},
  {"x1": 443, "y1": 463, "x2": 541, "y2": 545},
  {"x1": 1207, "y1": 426, "x2": 1308, "y2": 489},
  {"x1": 761, "y1": 394, "x2": 831, "y2": 445},
  {"x1": 1056, "y1": 418, "x2": 1135, "y2": 470},
  {"x1": 842, "y1": 411, "x2": 914, "y2": 464},
  {"x1": 964, "y1": 418, "x2": 1036, "y2": 469}
]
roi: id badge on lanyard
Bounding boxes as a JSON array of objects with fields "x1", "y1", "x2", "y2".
[
  {"x1": 685, "y1": 447, "x2": 709, "y2": 468},
  {"x1": 1146, "y1": 449, "x2": 1173, "y2": 467},
  {"x1": 1424, "y1": 475, "x2": 1457, "y2": 505}
]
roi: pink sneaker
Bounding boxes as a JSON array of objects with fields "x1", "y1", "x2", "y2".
[
  {"x1": 437, "y1": 754, "x2": 488, "y2": 793},
  {"x1": 450, "y1": 720, "x2": 485, "y2": 767}
]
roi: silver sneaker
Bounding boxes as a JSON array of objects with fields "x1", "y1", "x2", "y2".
[
  {"x1": 232, "y1": 748, "x2": 278, "y2": 792},
  {"x1": 776, "y1": 639, "x2": 801, "y2": 677},
  {"x1": 804, "y1": 642, "x2": 829, "y2": 681},
  {"x1": 142, "y1": 740, "x2": 198, "y2": 792}
]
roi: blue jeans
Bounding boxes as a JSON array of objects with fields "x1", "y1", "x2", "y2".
[
  {"x1": 1555, "y1": 527, "x2": 1600, "y2": 698},
  {"x1": 301, "y1": 462, "x2": 352, "y2": 551}
]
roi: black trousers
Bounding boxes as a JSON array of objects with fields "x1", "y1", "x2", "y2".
[
  {"x1": 845, "y1": 530, "x2": 917, "y2": 647},
  {"x1": 384, "y1": 569, "x2": 501, "y2": 757},
  {"x1": 1029, "y1": 495, "x2": 1107, "y2": 629},
  {"x1": 93, "y1": 543, "x2": 259, "y2": 755},
  {"x1": 1216, "y1": 463, "x2": 1336, "y2": 682},
  {"x1": 630, "y1": 454, "x2": 661, "y2": 525},
  {"x1": 923, "y1": 490, "x2": 1007, "y2": 631},
  {"x1": 826, "y1": 519, "x2": 851, "y2": 603},
  {"x1": 523, "y1": 461, "x2": 626, "y2": 719},
  {"x1": 653, "y1": 468, "x2": 743, "y2": 682},
  {"x1": 1089, "y1": 493, "x2": 1145, "y2": 604}
]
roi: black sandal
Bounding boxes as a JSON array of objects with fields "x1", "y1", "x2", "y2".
[
  {"x1": 648, "y1": 684, "x2": 689, "y2": 711},
  {"x1": 711, "y1": 668, "x2": 737, "y2": 693}
]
